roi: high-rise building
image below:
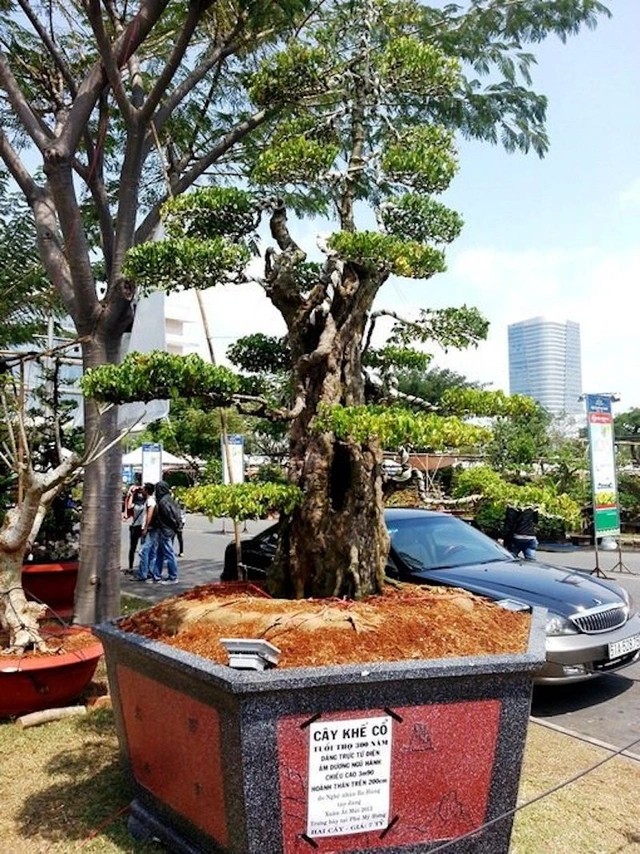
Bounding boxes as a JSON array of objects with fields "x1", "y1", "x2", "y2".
[{"x1": 508, "y1": 317, "x2": 582, "y2": 415}]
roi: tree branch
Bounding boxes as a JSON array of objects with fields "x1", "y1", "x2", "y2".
[
  {"x1": 141, "y1": 0, "x2": 213, "y2": 121},
  {"x1": 54, "y1": 0, "x2": 171, "y2": 158},
  {"x1": 16, "y1": 0, "x2": 78, "y2": 97},
  {"x1": 135, "y1": 109, "x2": 268, "y2": 244},
  {"x1": 0, "y1": 51, "x2": 53, "y2": 150},
  {"x1": 85, "y1": 0, "x2": 135, "y2": 123}
]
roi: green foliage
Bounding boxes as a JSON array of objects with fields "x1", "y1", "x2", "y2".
[
  {"x1": 179, "y1": 481, "x2": 302, "y2": 521},
  {"x1": 252, "y1": 135, "x2": 340, "y2": 185},
  {"x1": 202, "y1": 457, "x2": 223, "y2": 485},
  {"x1": 387, "y1": 306, "x2": 489, "y2": 351},
  {"x1": 487, "y1": 406, "x2": 552, "y2": 472},
  {"x1": 248, "y1": 44, "x2": 328, "y2": 107},
  {"x1": 0, "y1": 191, "x2": 63, "y2": 347},
  {"x1": 82, "y1": 352, "x2": 241, "y2": 405},
  {"x1": 314, "y1": 404, "x2": 490, "y2": 450},
  {"x1": 396, "y1": 366, "x2": 482, "y2": 405},
  {"x1": 252, "y1": 463, "x2": 288, "y2": 484},
  {"x1": 382, "y1": 127, "x2": 458, "y2": 193},
  {"x1": 381, "y1": 195, "x2": 464, "y2": 245},
  {"x1": 327, "y1": 231, "x2": 446, "y2": 278},
  {"x1": 453, "y1": 464, "x2": 582, "y2": 531},
  {"x1": 618, "y1": 473, "x2": 640, "y2": 524},
  {"x1": 162, "y1": 188, "x2": 257, "y2": 242},
  {"x1": 441, "y1": 388, "x2": 538, "y2": 418},
  {"x1": 381, "y1": 36, "x2": 460, "y2": 95},
  {"x1": 364, "y1": 346, "x2": 430, "y2": 373},
  {"x1": 227, "y1": 334, "x2": 291, "y2": 374},
  {"x1": 123, "y1": 237, "x2": 250, "y2": 294},
  {"x1": 136, "y1": 398, "x2": 247, "y2": 466},
  {"x1": 614, "y1": 407, "x2": 640, "y2": 463}
]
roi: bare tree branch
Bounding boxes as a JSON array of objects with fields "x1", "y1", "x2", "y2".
[
  {"x1": 84, "y1": 0, "x2": 135, "y2": 123},
  {"x1": 141, "y1": 0, "x2": 214, "y2": 121},
  {"x1": 16, "y1": 0, "x2": 78, "y2": 97},
  {"x1": 54, "y1": 0, "x2": 171, "y2": 158},
  {"x1": 0, "y1": 51, "x2": 53, "y2": 149}
]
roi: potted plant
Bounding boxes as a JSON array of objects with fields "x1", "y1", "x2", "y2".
[
  {"x1": 21, "y1": 490, "x2": 81, "y2": 618},
  {"x1": 79, "y1": 1, "x2": 607, "y2": 847},
  {"x1": 0, "y1": 351, "x2": 102, "y2": 718},
  {"x1": 95, "y1": 579, "x2": 545, "y2": 854}
]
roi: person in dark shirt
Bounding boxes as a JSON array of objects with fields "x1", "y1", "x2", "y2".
[{"x1": 503, "y1": 505, "x2": 539, "y2": 560}]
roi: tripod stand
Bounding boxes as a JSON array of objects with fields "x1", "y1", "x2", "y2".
[
  {"x1": 609, "y1": 538, "x2": 636, "y2": 575},
  {"x1": 590, "y1": 538, "x2": 610, "y2": 579}
]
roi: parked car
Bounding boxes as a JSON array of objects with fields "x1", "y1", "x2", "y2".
[{"x1": 223, "y1": 507, "x2": 640, "y2": 684}]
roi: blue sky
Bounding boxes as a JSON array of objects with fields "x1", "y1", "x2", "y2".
[{"x1": 189, "y1": 0, "x2": 640, "y2": 414}]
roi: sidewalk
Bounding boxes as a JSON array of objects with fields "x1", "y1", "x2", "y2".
[{"x1": 120, "y1": 557, "x2": 224, "y2": 604}]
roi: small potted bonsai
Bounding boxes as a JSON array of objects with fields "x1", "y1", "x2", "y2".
[
  {"x1": 22, "y1": 489, "x2": 81, "y2": 618},
  {"x1": 0, "y1": 352, "x2": 103, "y2": 718}
]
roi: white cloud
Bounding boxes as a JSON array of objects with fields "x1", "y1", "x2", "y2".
[
  {"x1": 178, "y1": 241, "x2": 640, "y2": 413},
  {"x1": 416, "y1": 245, "x2": 640, "y2": 410},
  {"x1": 618, "y1": 177, "x2": 640, "y2": 210}
]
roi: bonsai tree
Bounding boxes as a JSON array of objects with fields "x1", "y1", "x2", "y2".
[
  {"x1": 0, "y1": 351, "x2": 85, "y2": 652},
  {"x1": 0, "y1": 0, "x2": 608, "y2": 617},
  {"x1": 83, "y1": 6, "x2": 540, "y2": 599}
]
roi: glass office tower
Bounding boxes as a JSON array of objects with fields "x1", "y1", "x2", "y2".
[{"x1": 508, "y1": 317, "x2": 582, "y2": 415}]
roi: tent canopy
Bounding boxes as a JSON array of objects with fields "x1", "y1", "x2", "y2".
[{"x1": 122, "y1": 447, "x2": 191, "y2": 469}]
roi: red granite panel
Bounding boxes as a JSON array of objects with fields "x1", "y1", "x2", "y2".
[
  {"x1": 117, "y1": 664, "x2": 228, "y2": 846},
  {"x1": 277, "y1": 700, "x2": 501, "y2": 853}
]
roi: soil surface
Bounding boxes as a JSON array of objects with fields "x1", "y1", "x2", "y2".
[
  {"x1": 119, "y1": 581, "x2": 531, "y2": 668},
  {"x1": 0, "y1": 625, "x2": 98, "y2": 662}
]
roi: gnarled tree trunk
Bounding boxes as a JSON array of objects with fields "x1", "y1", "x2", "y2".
[{"x1": 270, "y1": 261, "x2": 389, "y2": 598}]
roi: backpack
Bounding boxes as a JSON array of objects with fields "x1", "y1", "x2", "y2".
[{"x1": 157, "y1": 495, "x2": 183, "y2": 532}]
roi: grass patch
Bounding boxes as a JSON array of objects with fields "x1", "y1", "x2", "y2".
[
  {"x1": 512, "y1": 724, "x2": 640, "y2": 852},
  {"x1": 120, "y1": 593, "x2": 152, "y2": 618},
  {"x1": 0, "y1": 703, "x2": 161, "y2": 852}
]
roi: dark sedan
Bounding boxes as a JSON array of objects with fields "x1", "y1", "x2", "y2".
[{"x1": 223, "y1": 508, "x2": 640, "y2": 684}]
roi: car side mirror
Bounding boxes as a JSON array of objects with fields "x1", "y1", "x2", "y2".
[{"x1": 385, "y1": 559, "x2": 399, "y2": 580}]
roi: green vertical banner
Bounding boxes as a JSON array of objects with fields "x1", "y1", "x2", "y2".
[{"x1": 585, "y1": 394, "x2": 620, "y2": 537}]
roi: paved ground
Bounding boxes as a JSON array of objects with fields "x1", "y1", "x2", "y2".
[{"x1": 119, "y1": 514, "x2": 270, "y2": 603}]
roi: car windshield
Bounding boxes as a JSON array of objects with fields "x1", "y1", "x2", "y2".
[{"x1": 388, "y1": 515, "x2": 513, "y2": 570}]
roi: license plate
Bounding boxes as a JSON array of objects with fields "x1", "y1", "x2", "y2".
[{"x1": 608, "y1": 634, "x2": 640, "y2": 659}]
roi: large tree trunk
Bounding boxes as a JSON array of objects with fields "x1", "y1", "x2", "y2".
[
  {"x1": 74, "y1": 337, "x2": 124, "y2": 625},
  {"x1": 275, "y1": 433, "x2": 388, "y2": 599},
  {"x1": 270, "y1": 264, "x2": 389, "y2": 599}
]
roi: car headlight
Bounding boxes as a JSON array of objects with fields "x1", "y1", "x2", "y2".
[
  {"x1": 545, "y1": 614, "x2": 579, "y2": 636},
  {"x1": 620, "y1": 588, "x2": 636, "y2": 616}
]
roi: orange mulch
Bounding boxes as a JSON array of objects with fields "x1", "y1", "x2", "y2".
[
  {"x1": 0, "y1": 626, "x2": 99, "y2": 664},
  {"x1": 119, "y1": 582, "x2": 531, "y2": 669}
]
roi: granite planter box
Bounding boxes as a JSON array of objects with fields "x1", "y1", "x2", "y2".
[{"x1": 96, "y1": 598, "x2": 545, "y2": 854}]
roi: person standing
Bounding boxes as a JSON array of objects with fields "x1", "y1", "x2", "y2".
[
  {"x1": 136, "y1": 483, "x2": 160, "y2": 582},
  {"x1": 153, "y1": 480, "x2": 181, "y2": 584},
  {"x1": 123, "y1": 473, "x2": 142, "y2": 520},
  {"x1": 503, "y1": 505, "x2": 539, "y2": 560},
  {"x1": 125, "y1": 486, "x2": 146, "y2": 574}
]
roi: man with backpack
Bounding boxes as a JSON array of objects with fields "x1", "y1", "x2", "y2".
[
  {"x1": 153, "y1": 480, "x2": 183, "y2": 584},
  {"x1": 136, "y1": 482, "x2": 160, "y2": 582}
]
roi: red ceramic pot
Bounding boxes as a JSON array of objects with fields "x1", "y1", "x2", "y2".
[
  {"x1": 0, "y1": 625, "x2": 103, "y2": 718},
  {"x1": 22, "y1": 560, "x2": 79, "y2": 618}
]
